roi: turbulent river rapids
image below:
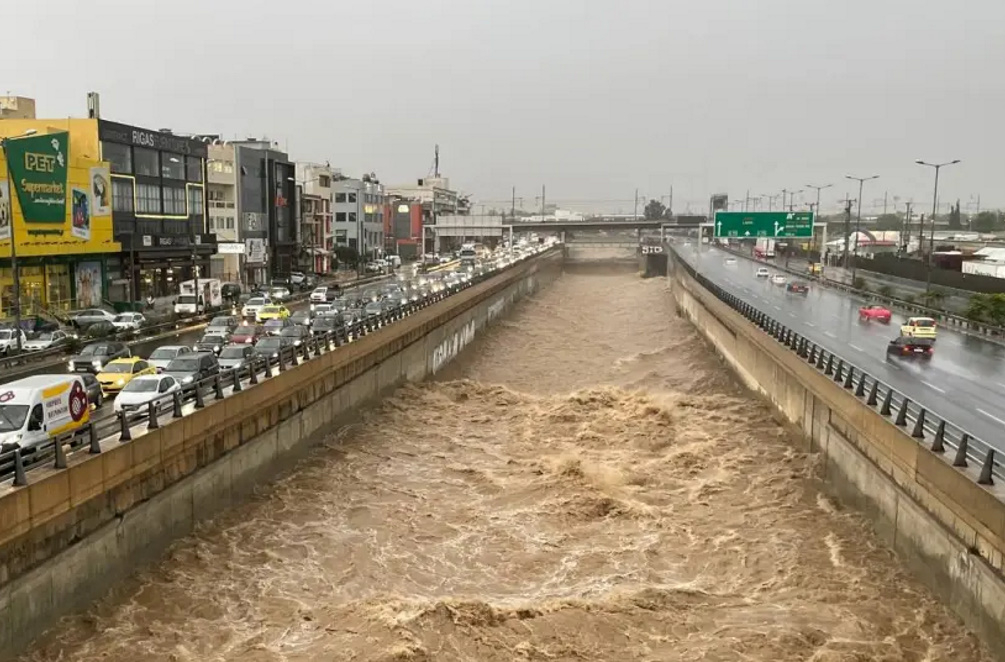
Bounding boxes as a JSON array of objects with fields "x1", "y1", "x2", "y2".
[{"x1": 24, "y1": 262, "x2": 992, "y2": 661}]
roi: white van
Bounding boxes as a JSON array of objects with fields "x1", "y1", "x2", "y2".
[{"x1": 0, "y1": 375, "x2": 92, "y2": 452}]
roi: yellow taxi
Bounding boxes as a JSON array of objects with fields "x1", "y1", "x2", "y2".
[
  {"x1": 900, "y1": 316, "x2": 937, "y2": 340},
  {"x1": 256, "y1": 304, "x2": 291, "y2": 323},
  {"x1": 96, "y1": 357, "x2": 158, "y2": 394},
  {"x1": 808, "y1": 262, "x2": 823, "y2": 275}
]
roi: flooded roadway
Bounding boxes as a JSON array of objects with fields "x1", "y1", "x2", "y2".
[{"x1": 24, "y1": 262, "x2": 992, "y2": 661}]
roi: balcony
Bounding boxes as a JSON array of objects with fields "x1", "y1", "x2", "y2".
[{"x1": 208, "y1": 200, "x2": 236, "y2": 210}]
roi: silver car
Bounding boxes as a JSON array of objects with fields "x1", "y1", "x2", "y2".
[{"x1": 147, "y1": 345, "x2": 193, "y2": 372}]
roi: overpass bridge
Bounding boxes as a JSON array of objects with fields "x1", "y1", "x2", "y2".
[{"x1": 509, "y1": 216, "x2": 706, "y2": 233}]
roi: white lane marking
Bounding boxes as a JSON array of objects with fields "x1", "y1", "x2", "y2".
[
  {"x1": 824, "y1": 331, "x2": 837, "y2": 338},
  {"x1": 788, "y1": 313, "x2": 796, "y2": 318},
  {"x1": 977, "y1": 408, "x2": 1005, "y2": 426},
  {"x1": 806, "y1": 322, "x2": 816, "y2": 327},
  {"x1": 773, "y1": 305, "x2": 782, "y2": 311},
  {"x1": 922, "y1": 381, "x2": 946, "y2": 394},
  {"x1": 848, "y1": 343, "x2": 864, "y2": 352},
  {"x1": 997, "y1": 382, "x2": 1005, "y2": 390}
]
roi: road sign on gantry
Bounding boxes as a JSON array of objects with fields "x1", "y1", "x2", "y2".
[{"x1": 713, "y1": 211, "x2": 815, "y2": 238}]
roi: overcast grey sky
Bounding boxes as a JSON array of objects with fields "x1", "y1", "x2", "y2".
[{"x1": 7, "y1": 0, "x2": 1003, "y2": 215}]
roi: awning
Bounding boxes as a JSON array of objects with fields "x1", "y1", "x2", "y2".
[{"x1": 307, "y1": 247, "x2": 331, "y2": 255}]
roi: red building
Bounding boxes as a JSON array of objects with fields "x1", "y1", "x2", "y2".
[{"x1": 384, "y1": 198, "x2": 424, "y2": 260}]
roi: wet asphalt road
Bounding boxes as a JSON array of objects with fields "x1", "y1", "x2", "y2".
[{"x1": 678, "y1": 244, "x2": 1005, "y2": 452}]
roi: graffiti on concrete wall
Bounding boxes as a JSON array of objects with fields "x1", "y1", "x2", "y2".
[{"x1": 431, "y1": 320, "x2": 476, "y2": 373}]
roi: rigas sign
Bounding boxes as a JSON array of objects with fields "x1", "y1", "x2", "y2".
[{"x1": 98, "y1": 120, "x2": 208, "y2": 158}]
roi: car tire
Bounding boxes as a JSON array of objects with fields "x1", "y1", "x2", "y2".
[{"x1": 95, "y1": 392, "x2": 104, "y2": 409}]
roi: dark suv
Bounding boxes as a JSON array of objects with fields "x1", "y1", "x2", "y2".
[
  {"x1": 68, "y1": 341, "x2": 130, "y2": 374},
  {"x1": 163, "y1": 352, "x2": 221, "y2": 389}
]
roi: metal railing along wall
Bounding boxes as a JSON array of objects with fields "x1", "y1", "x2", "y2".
[
  {"x1": 671, "y1": 248, "x2": 1004, "y2": 490},
  {"x1": 0, "y1": 248, "x2": 554, "y2": 485}
]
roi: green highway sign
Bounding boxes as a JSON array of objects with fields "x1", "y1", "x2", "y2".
[{"x1": 713, "y1": 211, "x2": 815, "y2": 238}]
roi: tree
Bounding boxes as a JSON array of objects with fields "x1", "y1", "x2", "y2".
[
  {"x1": 973, "y1": 211, "x2": 1003, "y2": 233},
  {"x1": 948, "y1": 200, "x2": 962, "y2": 229},
  {"x1": 875, "y1": 214, "x2": 901, "y2": 231},
  {"x1": 644, "y1": 199, "x2": 666, "y2": 220}
]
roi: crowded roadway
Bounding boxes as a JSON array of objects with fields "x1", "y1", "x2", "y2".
[
  {"x1": 676, "y1": 241, "x2": 1005, "y2": 450},
  {"x1": 0, "y1": 240, "x2": 555, "y2": 479}
]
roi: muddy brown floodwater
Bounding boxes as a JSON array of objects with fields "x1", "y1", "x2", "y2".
[{"x1": 24, "y1": 262, "x2": 993, "y2": 662}]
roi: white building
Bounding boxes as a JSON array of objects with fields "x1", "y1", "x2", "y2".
[
  {"x1": 206, "y1": 143, "x2": 240, "y2": 282},
  {"x1": 295, "y1": 162, "x2": 338, "y2": 273},
  {"x1": 333, "y1": 174, "x2": 385, "y2": 258}
]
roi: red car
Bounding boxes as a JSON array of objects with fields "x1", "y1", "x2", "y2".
[
  {"x1": 230, "y1": 324, "x2": 266, "y2": 344},
  {"x1": 859, "y1": 304, "x2": 892, "y2": 323}
]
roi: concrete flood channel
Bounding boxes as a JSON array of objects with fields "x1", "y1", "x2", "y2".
[{"x1": 0, "y1": 249, "x2": 561, "y2": 658}]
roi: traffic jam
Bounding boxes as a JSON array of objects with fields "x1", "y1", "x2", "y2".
[{"x1": 0, "y1": 240, "x2": 557, "y2": 480}]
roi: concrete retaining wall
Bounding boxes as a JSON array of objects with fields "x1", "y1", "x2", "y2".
[
  {"x1": 669, "y1": 259, "x2": 1005, "y2": 659},
  {"x1": 0, "y1": 250, "x2": 562, "y2": 658}
]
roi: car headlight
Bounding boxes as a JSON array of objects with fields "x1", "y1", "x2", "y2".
[
  {"x1": 214, "y1": 345, "x2": 221, "y2": 352},
  {"x1": 245, "y1": 338, "x2": 253, "y2": 344},
  {"x1": 117, "y1": 378, "x2": 125, "y2": 386},
  {"x1": 68, "y1": 361, "x2": 75, "y2": 371},
  {"x1": 193, "y1": 344, "x2": 199, "y2": 350},
  {"x1": 92, "y1": 360, "x2": 102, "y2": 368},
  {"x1": 182, "y1": 376, "x2": 194, "y2": 384}
]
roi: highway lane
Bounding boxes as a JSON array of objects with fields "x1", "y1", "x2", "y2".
[{"x1": 678, "y1": 244, "x2": 1005, "y2": 451}]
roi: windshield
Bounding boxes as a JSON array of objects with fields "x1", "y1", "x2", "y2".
[
  {"x1": 210, "y1": 317, "x2": 233, "y2": 327},
  {"x1": 312, "y1": 288, "x2": 326, "y2": 294},
  {"x1": 200, "y1": 335, "x2": 226, "y2": 345},
  {"x1": 0, "y1": 404, "x2": 29, "y2": 432},
  {"x1": 150, "y1": 348, "x2": 181, "y2": 360},
  {"x1": 262, "y1": 306, "x2": 280, "y2": 314},
  {"x1": 79, "y1": 344, "x2": 109, "y2": 356},
  {"x1": 167, "y1": 358, "x2": 202, "y2": 372},
  {"x1": 219, "y1": 347, "x2": 248, "y2": 359},
  {"x1": 101, "y1": 362, "x2": 134, "y2": 374},
  {"x1": 122, "y1": 379, "x2": 159, "y2": 393},
  {"x1": 113, "y1": 314, "x2": 133, "y2": 322},
  {"x1": 177, "y1": 295, "x2": 197, "y2": 304},
  {"x1": 912, "y1": 319, "x2": 936, "y2": 327},
  {"x1": 247, "y1": 298, "x2": 266, "y2": 306},
  {"x1": 256, "y1": 339, "x2": 281, "y2": 349},
  {"x1": 280, "y1": 328, "x2": 301, "y2": 337},
  {"x1": 232, "y1": 327, "x2": 257, "y2": 337},
  {"x1": 0, "y1": 330, "x2": 13, "y2": 339}
]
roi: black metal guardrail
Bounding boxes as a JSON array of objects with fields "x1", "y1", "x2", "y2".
[
  {"x1": 0, "y1": 249, "x2": 551, "y2": 485},
  {"x1": 0, "y1": 274, "x2": 394, "y2": 375},
  {"x1": 713, "y1": 243, "x2": 1005, "y2": 341},
  {"x1": 671, "y1": 247, "x2": 1004, "y2": 490}
]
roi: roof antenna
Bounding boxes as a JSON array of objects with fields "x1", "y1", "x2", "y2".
[{"x1": 434, "y1": 144, "x2": 439, "y2": 178}]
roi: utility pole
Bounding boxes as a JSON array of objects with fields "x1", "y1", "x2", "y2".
[
  {"x1": 633, "y1": 188, "x2": 639, "y2": 221},
  {"x1": 845, "y1": 174, "x2": 879, "y2": 285},
  {"x1": 542, "y1": 185, "x2": 546, "y2": 222},
  {"x1": 511, "y1": 186, "x2": 516, "y2": 222},
  {"x1": 838, "y1": 195, "x2": 856, "y2": 269},
  {"x1": 668, "y1": 185, "x2": 673, "y2": 216},
  {"x1": 903, "y1": 201, "x2": 913, "y2": 253}
]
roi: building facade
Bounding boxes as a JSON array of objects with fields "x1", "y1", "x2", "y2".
[
  {"x1": 233, "y1": 141, "x2": 296, "y2": 284},
  {"x1": 97, "y1": 120, "x2": 214, "y2": 301},
  {"x1": 295, "y1": 162, "x2": 337, "y2": 274},
  {"x1": 206, "y1": 143, "x2": 240, "y2": 282},
  {"x1": 332, "y1": 175, "x2": 385, "y2": 259},
  {"x1": 386, "y1": 176, "x2": 469, "y2": 254}
]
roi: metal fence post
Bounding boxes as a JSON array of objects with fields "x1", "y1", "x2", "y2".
[
  {"x1": 13, "y1": 450, "x2": 27, "y2": 486},
  {"x1": 119, "y1": 411, "x2": 132, "y2": 442},
  {"x1": 895, "y1": 398, "x2": 909, "y2": 426},
  {"x1": 816, "y1": 351, "x2": 826, "y2": 370},
  {"x1": 824, "y1": 355, "x2": 834, "y2": 376},
  {"x1": 911, "y1": 408, "x2": 926, "y2": 438},
  {"x1": 89, "y1": 423, "x2": 101, "y2": 454},
  {"x1": 879, "y1": 389, "x2": 893, "y2": 416},
  {"x1": 54, "y1": 436, "x2": 67, "y2": 469},
  {"x1": 263, "y1": 354, "x2": 272, "y2": 379},
  {"x1": 953, "y1": 434, "x2": 970, "y2": 467},
  {"x1": 931, "y1": 420, "x2": 946, "y2": 453},
  {"x1": 866, "y1": 380, "x2": 879, "y2": 406},
  {"x1": 854, "y1": 373, "x2": 866, "y2": 397},
  {"x1": 148, "y1": 400, "x2": 160, "y2": 429},
  {"x1": 978, "y1": 449, "x2": 995, "y2": 486},
  {"x1": 232, "y1": 368, "x2": 243, "y2": 392},
  {"x1": 249, "y1": 360, "x2": 259, "y2": 384},
  {"x1": 843, "y1": 366, "x2": 855, "y2": 389},
  {"x1": 214, "y1": 374, "x2": 225, "y2": 400},
  {"x1": 278, "y1": 348, "x2": 287, "y2": 372},
  {"x1": 194, "y1": 384, "x2": 205, "y2": 409},
  {"x1": 173, "y1": 390, "x2": 183, "y2": 418}
]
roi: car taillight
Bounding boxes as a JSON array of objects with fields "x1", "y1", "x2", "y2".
[
  {"x1": 927, "y1": 348, "x2": 933, "y2": 354},
  {"x1": 903, "y1": 348, "x2": 911, "y2": 355}
]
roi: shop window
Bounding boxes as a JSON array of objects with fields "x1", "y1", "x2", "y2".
[
  {"x1": 46, "y1": 264, "x2": 71, "y2": 311},
  {"x1": 112, "y1": 179, "x2": 134, "y2": 212},
  {"x1": 163, "y1": 186, "x2": 186, "y2": 215},
  {"x1": 137, "y1": 183, "x2": 161, "y2": 213},
  {"x1": 186, "y1": 156, "x2": 203, "y2": 182},
  {"x1": 134, "y1": 148, "x2": 159, "y2": 177},
  {"x1": 102, "y1": 142, "x2": 132, "y2": 174},
  {"x1": 188, "y1": 187, "x2": 204, "y2": 215},
  {"x1": 162, "y1": 153, "x2": 185, "y2": 180}
]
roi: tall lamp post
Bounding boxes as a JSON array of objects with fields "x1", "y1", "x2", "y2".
[
  {"x1": 844, "y1": 174, "x2": 879, "y2": 285},
  {"x1": 1, "y1": 129, "x2": 39, "y2": 353},
  {"x1": 916, "y1": 159, "x2": 961, "y2": 294},
  {"x1": 806, "y1": 183, "x2": 832, "y2": 261}
]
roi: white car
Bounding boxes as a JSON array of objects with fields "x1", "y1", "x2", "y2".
[
  {"x1": 23, "y1": 329, "x2": 72, "y2": 352},
  {"x1": 725, "y1": 257, "x2": 737, "y2": 265},
  {"x1": 241, "y1": 296, "x2": 271, "y2": 319},
  {"x1": 771, "y1": 274, "x2": 787, "y2": 285},
  {"x1": 113, "y1": 374, "x2": 181, "y2": 414},
  {"x1": 269, "y1": 287, "x2": 291, "y2": 301},
  {"x1": 311, "y1": 302, "x2": 336, "y2": 315},
  {"x1": 0, "y1": 328, "x2": 28, "y2": 355},
  {"x1": 755, "y1": 267, "x2": 771, "y2": 278},
  {"x1": 111, "y1": 312, "x2": 146, "y2": 332},
  {"x1": 310, "y1": 286, "x2": 329, "y2": 303}
]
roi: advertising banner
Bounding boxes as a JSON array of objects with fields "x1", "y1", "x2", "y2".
[
  {"x1": 75, "y1": 261, "x2": 103, "y2": 308},
  {"x1": 5, "y1": 131, "x2": 69, "y2": 223},
  {"x1": 0, "y1": 180, "x2": 10, "y2": 241},
  {"x1": 71, "y1": 187, "x2": 91, "y2": 240},
  {"x1": 245, "y1": 238, "x2": 266, "y2": 264},
  {"x1": 89, "y1": 166, "x2": 111, "y2": 216}
]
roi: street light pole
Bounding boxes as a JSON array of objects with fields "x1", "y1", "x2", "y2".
[
  {"x1": 1, "y1": 129, "x2": 39, "y2": 353},
  {"x1": 806, "y1": 183, "x2": 832, "y2": 260},
  {"x1": 916, "y1": 159, "x2": 961, "y2": 294},
  {"x1": 844, "y1": 174, "x2": 879, "y2": 285}
]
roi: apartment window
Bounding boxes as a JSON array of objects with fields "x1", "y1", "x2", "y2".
[
  {"x1": 162, "y1": 153, "x2": 185, "y2": 179},
  {"x1": 347, "y1": 212, "x2": 357, "y2": 225},
  {"x1": 186, "y1": 156, "x2": 203, "y2": 182},
  {"x1": 208, "y1": 160, "x2": 234, "y2": 174},
  {"x1": 134, "y1": 148, "x2": 159, "y2": 177},
  {"x1": 335, "y1": 212, "x2": 346, "y2": 223},
  {"x1": 136, "y1": 183, "x2": 161, "y2": 213},
  {"x1": 162, "y1": 186, "x2": 186, "y2": 215},
  {"x1": 227, "y1": 217, "x2": 235, "y2": 230},
  {"x1": 335, "y1": 193, "x2": 346, "y2": 203},
  {"x1": 188, "y1": 187, "x2": 204, "y2": 216},
  {"x1": 102, "y1": 142, "x2": 132, "y2": 174},
  {"x1": 347, "y1": 192, "x2": 357, "y2": 203},
  {"x1": 319, "y1": 175, "x2": 331, "y2": 188},
  {"x1": 112, "y1": 178, "x2": 134, "y2": 212}
]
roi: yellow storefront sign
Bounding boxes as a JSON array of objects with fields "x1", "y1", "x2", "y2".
[{"x1": 0, "y1": 119, "x2": 120, "y2": 258}]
